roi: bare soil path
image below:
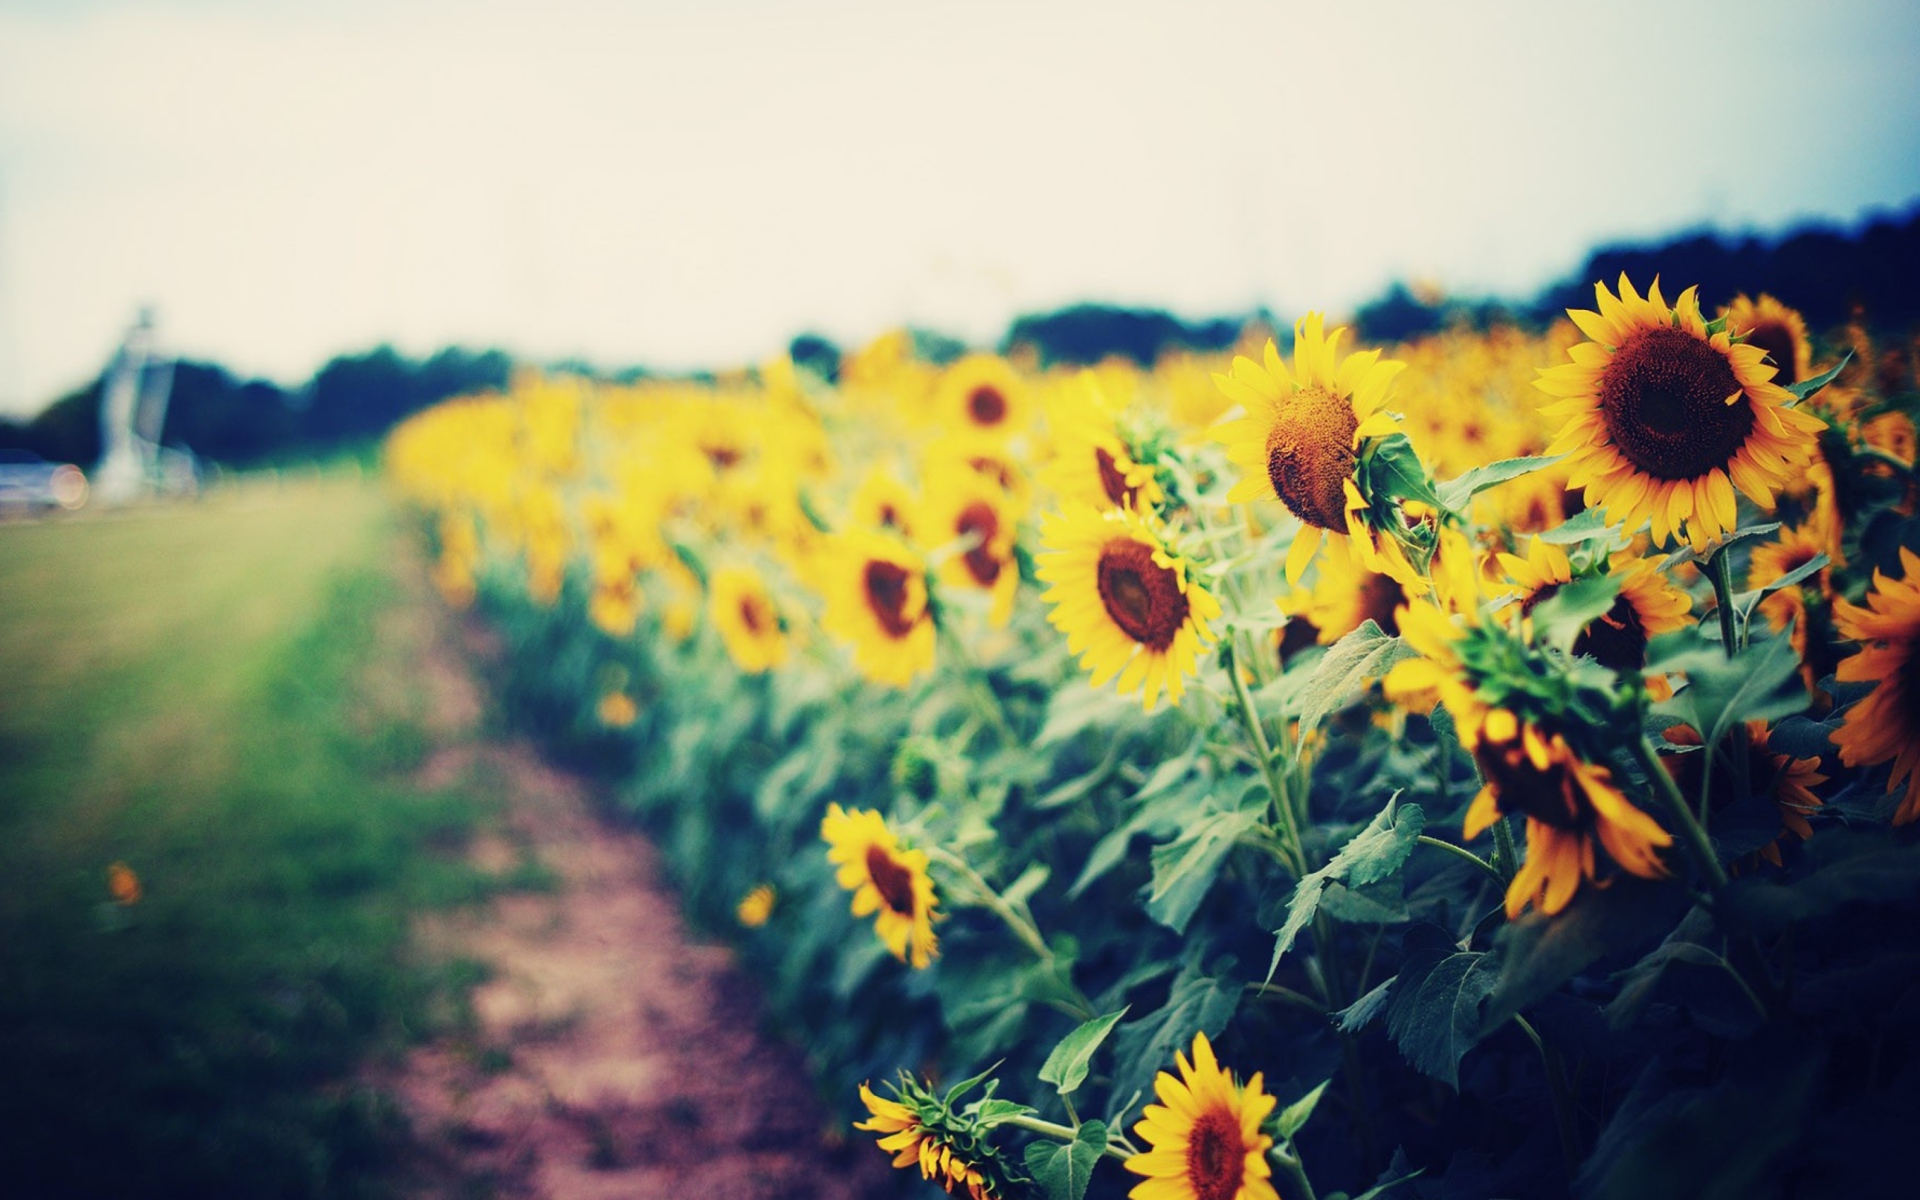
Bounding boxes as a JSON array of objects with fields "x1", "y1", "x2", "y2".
[{"x1": 379, "y1": 559, "x2": 894, "y2": 1200}]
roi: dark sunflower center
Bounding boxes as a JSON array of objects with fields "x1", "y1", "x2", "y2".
[
  {"x1": 1265, "y1": 384, "x2": 1359, "y2": 530},
  {"x1": 739, "y1": 595, "x2": 769, "y2": 635},
  {"x1": 1745, "y1": 319, "x2": 1800, "y2": 384},
  {"x1": 956, "y1": 502, "x2": 1003, "y2": 586},
  {"x1": 968, "y1": 455, "x2": 1017, "y2": 491},
  {"x1": 1095, "y1": 538, "x2": 1189, "y2": 651},
  {"x1": 705, "y1": 444, "x2": 741, "y2": 469},
  {"x1": 863, "y1": 844, "x2": 917, "y2": 916},
  {"x1": 1599, "y1": 326, "x2": 1755, "y2": 481},
  {"x1": 863, "y1": 560, "x2": 918, "y2": 638},
  {"x1": 877, "y1": 503, "x2": 904, "y2": 530},
  {"x1": 1278, "y1": 615, "x2": 1322, "y2": 668},
  {"x1": 1474, "y1": 736, "x2": 1593, "y2": 831},
  {"x1": 1185, "y1": 1108, "x2": 1246, "y2": 1200},
  {"x1": 1359, "y1": 571, "x2": 1406, "y2": 636},
  {"x1": 968, "y1": 385, "x2": 1008, "y2": 426},
  {"x1": 1096, "y1": 447, "x2": 1137, "y2": 507},
  {"x1": 1573, "y1": 595, "x2": 1649, "y2": 675}
]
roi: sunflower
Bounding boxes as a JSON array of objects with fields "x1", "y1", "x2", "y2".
[
  {"x1": 597, "y1": 689, "x2": 639, "y2": 728},
  {"x1": 589, "y1": 571, "x2": 643, "y2": 637},
  {"x1": 1044, "y1": 373, "x2": 1165, "y2": 512},
  {"x1": 1124, "y1": 1031, "x2": 1279, "y2": 1200},
  {"x1": 855, "y1": 1083, "x2": 1003, "y2": 1200},
  {"x1": 1212, "y1": 314, "x2": 1421, "y2": 589},
  {"x1": 821, "y1": 804, "x2": 940, "y2": 967},
  {"x1": 1723, "y1": 293, "x2": 1812, "y2": 386},
  {"x1": 1464, "y1": 714, "x2": 1671, "y2": 916},
  {"x1": 1831, "y1": 547, "x2": 1920, "y2": 824},
  {"x1": 1496, "y1": 537, "x2": 1692, "y2": 696},
  {"x1": 1749, "y1": 517, "x2": 1838, "y2": 690},
  {"x1": 818, "y1": 529, "x2": 937, "y2": 687},
  {"x1": 1662, "y1": 722, "x2": 1824, "y2": 867},
  {"x1": 709, "y1": 564, "x2": 789, "y2": 673},
  {"x1": 735, "y1": 883, "x2": 775, "y2": 928},
  {"x1": 919, "y1": 467, "x2": 1021, "y2": 627},
  {"x1": 1276, "y1": 549, "x2": 1405, "y2": 667},
  {"x1": 1539, "y1": 275, "x2": 1827, "y2": 552},
  {"x1": 849, "y1": 467, "x2": 918, "y2": 540},
  {"x1": 1037, "y1": 506, "x2": 1221, "y2": 709},
  {"x1": 938, "y1": 353, "x2": 1029, "y2": 437}
]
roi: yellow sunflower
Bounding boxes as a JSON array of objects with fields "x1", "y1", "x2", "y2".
[
  {"x1": 1831, "y1": 547, "x2": 1920, "y2": 824},
  {"x1": 709, "y1": 564, "x2": 789, "y2": 673},
  {"x1": 1749, "y1": 516, "x2": 1838, "y2": 691},
  {"x1": 1037, "y1": 506, "x2": 1221, "y2": 709},
  {"x1": 855, "y1": 1084, "x2": 1002, "y2": 1200},
  {"x1": 1276, "y1": 549, "x2": 1405, "y2": 667},
  {"x1": 938, "y1": 353, "x2": 1029, "y2": 437},
  {"x1": 597, "y1": 689, "x2": 639, "y2": 728},
  {"x1": 1212, "y1": 313, "x2": 1421, "y2": 590},
  {"x1": 849, "y1": 467, "x2": 918, "y2": 540},
  {"x1": 818, "y1": 530, "x2": 937, "y2": 687},
  {"x1": 1723, "y1": 293, "x2": 1812, "y2": 385},
  {"x1": 1539, "y1": 275, "x2": 1827, "y2": 552},
  {"x1": 1464, "y1": 714, "x2": 1671, "y2": 916},
  {"x1": 821, "y1": 804, "x2": 940, "y2": 968},
  {"x1": 589, "y1": 571, "x2": 643, "y2": 637},
  {"x1": 1124, "y1": 1031, "x2": 1278, "y2": 1200},
  {"x1": 919, "y1": 468, "x2": 1022, "y2": 627},
  {"x1": 1662, "y1": 722, "x2": 1824, "y2": 867},
  {"x1": 1043, "y1": 373, "x2": 1166, "y2": 512},
  {"x1": 736, "y1": 883, "x2": 775, "y2": 928},
  {"x1": 1495, "y1": 537, "x2": 1693, "y2": 696}
]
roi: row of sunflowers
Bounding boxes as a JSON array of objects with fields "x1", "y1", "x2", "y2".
[{"x1": 385, "y1": 281, "x2": 1920, "y2": 1200}]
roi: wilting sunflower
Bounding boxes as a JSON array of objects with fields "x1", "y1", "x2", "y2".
[
  {"x1": 1037, "y1": 506, "x2": 1221, "y2": 709},
  {"x1": 855, "y1": 1082, "x2": 1003, "y2": 1200},
  {"x1": 1464, "y1": 714, "x2": 1670, "y2": 916},
  {"x1": 709, "y1": 564, "x2": 789, "y2": 673},
  {"x1": 821, "y1": 804, "x2": 940, "y2": 968},
  {"x1": 1662, "y1": 722, "x2": 1824, "y2": 867},
  {"x1": 735, "y1": 883, "x2": 775, "y2": 928},
  {"x1": 1831, "y1": 547, "x2": 1920, "y2": 824},
  {"x1": 1539, "y1": 275, "x2": 1826, "y2": 551},
  {"x1": 938, "y1": 353, "x2": 1029, "y2": 437},
  {"x1": 1044, "y1": 374, "x2": 1165, "y2": 513},
  {"x1": 1124, "y1": 1031, "x2": 1279, "y2": 1200},
  {"x1": 919, "y1": 468, "x2": 1021, "y2": 627},
  {"x1": 1212, "y1": 313, "x2": 1421, "y2": 589},
  {"x1": 1496, "y1": 537, "x2": 1692, "y2": 696},
  {"x1": 1723, "y1": 293, "x2": 1812, "y2": 386},
  {"x1": 818, "y1": 530, "x2": 937, "y2": 687}
]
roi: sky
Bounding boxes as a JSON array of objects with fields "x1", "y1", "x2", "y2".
[{"x1": 1, "y1": 0, "x2": 1918, "y2": 415}]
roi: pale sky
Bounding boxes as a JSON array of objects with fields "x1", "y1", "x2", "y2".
[{"x1": 2, "y1": 0, "x2": 1917, "y2": 414}]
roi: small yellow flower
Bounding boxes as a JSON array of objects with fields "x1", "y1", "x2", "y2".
[
  {"x1": 107, "y1": 861, "x2": 143, "y2": 906},
  {"x1": 1124, "y1": 1031, "x2": 1279, "y2": 1200},
  {"x1": 821, "y1": 804, "x2": 940, "y2": 968},
  {"x1": 597, "y1": 690, "x2": 639, "y2": 728},
  {"x1": 736, "y1": 883, "x2": 776, "y2": 928}
]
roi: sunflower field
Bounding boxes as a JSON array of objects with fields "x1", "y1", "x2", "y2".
[{"x1": 384, "y1": 279, "x2": 1920, "y2": 1200}]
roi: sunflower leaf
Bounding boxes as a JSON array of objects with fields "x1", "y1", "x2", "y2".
[
  {"x1": 1536, "y1": 506, "x2": 1622, "y2": 546},
  {"x1": 1383, "y1": 924, "x2": 1498, "y2": 1089},
  {"x1": 1294, "y1": 621, "x2": 1418, "y2": 742},
  {"x1": 1038, "y1": 1008, "x2": 1130, "y2": 1098},
  {"x1": 1267, "y1": 801, "x2": 1426, "y2": 981},
  {"x1": 1650, "y1": 631, "x2": 1808, "y2": 754},
  {"x1": 1528, "y1": 572, "x2": 1623, "y2": 655},
  {"x1": 1107, "y1": 961, "x2": 1242, "y2": 1117},
  {"x1": 1363, "y1": 432, "x2": 1446, "y2": 512},
  {"x1": 1276, "y1": 1079, "x2": 1330, "y2": 1140},
  {"x1": 1024, "y1": 1119, "x2": 1108, "y2": 1200},
  {"x1": 1786, "y1": 352, "x2": 1851, "y2": 402},
  {"x1": 1730, "y1": 557, "x2": 1828, "y2": 628},
  {"x1": 1436, "y1": 455, "x2": 1564, "y2": 515},
  {"x1": 1144, "y1": 808, "x2": 1264, "y2": 934}
]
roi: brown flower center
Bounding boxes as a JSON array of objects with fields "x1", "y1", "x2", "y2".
[
  {"x1": 1574, "y1": 594, "x2": 1649, "y2": 675},
  {"x1": 1744, "y1": 318, "x2": 1801, "y2": 384},
  {"x1": 1184, "y1": 1107, "x2": 1246, "y2": 1200},
  {"x1": 1359, "y1": 571, "x2": 1406, "y2": 636},
  {"x1": 863, "y1": 560, "x2": 919, "y2": 638},
  {"x1": 864, "y1": 844, "x2": 918, "y2": 916},
  {"x1": 1598, "y1": 326, "x2": 1755, "y2": 481},
  {"x1": 956, "y1": 502, "x2": 1003, "y2": 587},
  {"x1": 877, "y1": 503, "x2": 904, "y2": 531},
  {"x1": 1096, "y1": 447, "x2": 1136, "y2": 507},
  {"x1": 968, "y1": 455, "x2": 1017, "y2": 492},
  {"x1": 1474, "y1": 734, "x2": 1593, "y2": 831},
  {"x1": 739, "y1": 593, "x2": 771, "y2": 635},
  {"x1": 968, "y1": 385, "x2": 1008, "y2": 426},
  {"x1": 1277, "y1": 616, "x2": 1322, "y2": 667},
  {"x1": 1265, "y1": 384, "x2": 1358, "y2": 530},
  {"x1": 704, "y1": 443, "x2": 742, "y2": 469},
  {"x1": 1096, "y1": 538, "x2": 1189, "y2": 651}
]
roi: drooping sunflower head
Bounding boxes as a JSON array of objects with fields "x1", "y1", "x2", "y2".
[
  {"x1": 821, "y1": 804, "x2": 940, "y2": 968},
  {"x1": 1463, "y1": 713, "x2": 1671, "y2": 916},
  {"x1": 1832, "y1": 547, "x2": 1920, "y2": 824},
  {"x1": 1497, "y1": 539, "x2": 1693, "y2": 693},
  {"x1": 938, "y1": 353, "x2": 1029, "y2": 437},
  {"x1": 818, "y1": 529, "x2": 937, "y2": 688},
  {"x1": 1723, "y1": 293, "x2": 1812, "y2": 386},
  {"x1": 919, "y1": 466, "x2": 1023, "y2": 627},
  {"x1": 709, "y1": 564, "x2": 789, "y2": 674},
  {"x1": 855, "y1": 1077, "x2": 1012, "y2": 1200},
  {"x1": 1036, "y1": 506, "x2": 1221, "y2": 709},
  {"x1": 1540, "y1": 275, "x2": 1827, "y2": 551},
  {"x1": 1124, "y1": 1031, "x2": 1279, "y2": 1200},
  {"x1": 1278, "y1": 546, "x2": 1406, "y2": 663}
]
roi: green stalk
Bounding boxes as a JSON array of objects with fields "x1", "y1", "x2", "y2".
[
  {"x1": 1633, "y1": 735, "x2": 1730, "y2": 893},
  {"x1": 997, "y1": 1114, "x2": 1132, "y2": 1163},
  {"x1": 1490, "y1": 813, "x2": 1520, "y2": 883},
  {"x1": 1514, "y1": 1014, "x2": 1580, "y2": 1179},
  {"x1": 1702, "y1": 547, "x2": 1752, "y2": 823},
  {"x1": 1417, "y1": 835, "x2": 1505, "y2": 884},
  {"x1": 924, "y1": 845, "x2": 1097, "y2": 1021},
  {"x1": 1224, "y1": 639, "x2": 1306, "y2": 877},
  {"x1": 1271, "y1": 1144, "x2": 1320, "y2": 1200}
]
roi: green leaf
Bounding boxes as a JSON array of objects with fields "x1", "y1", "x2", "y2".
[
  {"x1": 1295, "y1": 621, "x2": 1418, "y2": 741},
  {"x1": 1003, "y1": 863, "x2": 1051, "y2": 910},
  {"x1": 1025, "y1": 1120, "x2": 1108, "y2": 1200},
  {"x1": 1651, "y1": 632, "x2": 1808, "y2": 753},
  {"x1": 1786, "y1": 351, "x2": 1850, "y2": 402},
  {"x1": 1436, "y1": 455, "x2": 1563, "y2": 514},
  {"x1": 1529, "y1": 572, "x2": 1623, "y2": 654},
  {"x1": 1318, "y1": 878, "x2": 1411, "y2": 925},
  {"x1": 1719, "y1": 827, "x2": 1920, "y2": 933},
  {"x1": 1268, "y1": 802, "x2": 1426, "y2": 980},
  {"x1": 1108, "y1": 962, "x2": 1242, "y2": 1116},
  {"x1": 1276, "y1": 1080, "x2": 1330, "y2": 1140},
  {"x1": 1363, "y1": 432, "x2": 1445, "y2": 511},
  {"x1": 1145, "y1": 809, "x2": 1264, "y2": 934},
  {"x1": 1484, "y1": 875, "x2": 1686, "y2": 1031},
  {"x1": 1537, "y1": 506, "x2": 1621, "y2": 546},
  {"x1": 1037, "y1": 1008, "x2": 1130, "y2": 1098},
  {"x1": 1383, "y1": 925, "x2": 1497, "y2": 1088},
  {"x1": 1336, "y1": 978, "x2": 1394, "y2": 1033},
  {"x1": 970, "y1": 1098, "x2": 1038, "y2": 1127},
  {"x1": 1729, "y1": 555, "x2": 1828, "y2": 628}
]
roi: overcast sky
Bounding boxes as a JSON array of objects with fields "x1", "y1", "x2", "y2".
[{"x1": 2, "y1": 0, "x2": 1917, "y2": 413}]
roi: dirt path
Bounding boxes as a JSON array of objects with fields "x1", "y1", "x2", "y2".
[{"x1": 380, "y1": 563, "x2": 895, "y2": 1199}]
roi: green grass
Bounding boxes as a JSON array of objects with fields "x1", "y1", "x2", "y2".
[{"x1": 0, "y1": 474, "x2": 501, "y2": 1199}]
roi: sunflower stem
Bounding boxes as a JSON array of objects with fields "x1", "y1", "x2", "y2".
[
  {"x1": 1491, "y1": 813, "x2": 1520, "y2": 883},
  {"x1": 997, "y1": 1114, "x2": 1132, "y2": 1162},
  {"x1": 1223, "y1": 640, "x2": 1306, "y2": 877},
  {"x1": 1706, "y1": 545, "x2": 1744, "y2": 656},
  {"x1": 923, "y1": 845, "x2": 1097, "y2": 1021},
  {"x1": 1514, "y1": 1014, "x2": 1581, "y2": 1180},
  {"x1": 1271, "y1": 1143, "x2": 1320, "y2": 1200},
  {"x1": 940, "y1": 626, "x2": 1017, "y2": 746},
  {"x1": 1416, "y1": 835, "x2": 1505, "y2": 885},
  {"x1": 1633, "y1": 735, "x2": 1730, "y2": 893}
]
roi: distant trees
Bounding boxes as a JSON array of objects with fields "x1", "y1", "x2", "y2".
[{"x1": 1002, "y1": 303, "x2": 1247, "y2": 367}]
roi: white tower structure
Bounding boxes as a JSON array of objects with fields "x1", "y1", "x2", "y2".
[{"x1": 93, "y1": 308, "x2": 175, "y2": 504}]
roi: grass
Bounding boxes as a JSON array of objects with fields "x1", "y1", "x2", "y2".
[{"x1": 0, "y1": 472, "x2": 505, "y2": 1199}]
